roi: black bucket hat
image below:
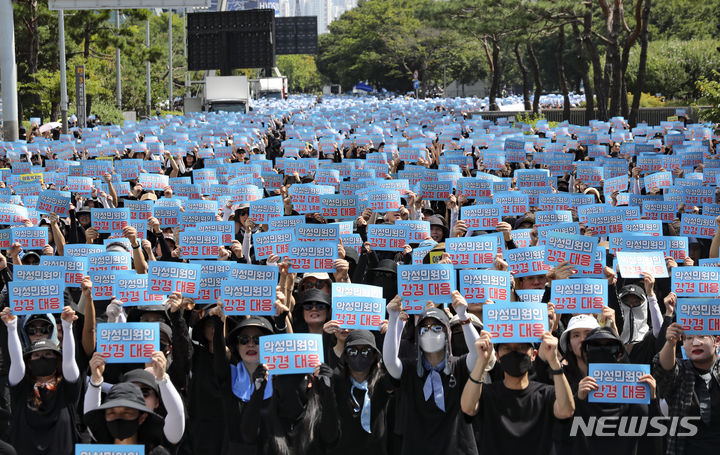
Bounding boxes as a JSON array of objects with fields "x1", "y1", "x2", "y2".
[
  {"x1": 370, "y1": 259, "x2": 397, "y2": 274},
  {"x1": 84, "y1": 382, "x2": 163, "y2": 435},
  {"x1": 120, "y1": 369, "x2": 160, "y2": 395},
  {"x1": 344, "y1": 329, "x2": 379, "y2": 354},
  {"x1": 298, "y1": 288, "x2": 331, "y2": 306},
  {"x1": 227, "y1": 316, "x2": 274, "y2": 347}
]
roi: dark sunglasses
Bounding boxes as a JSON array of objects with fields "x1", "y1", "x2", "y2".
[
  {"x1": 346, "y1": 347, "x2": 373, "y2": 357},
  {"x1": 300, "y1": 281, "x2": 326, "y2": 291},
  {"x1": 303, "y1": 302, "x2": 329, "y2": 311},
  {"x1": 238, "y1": 209, "x2": 249, "y2": 216},
  {"x1": 26, "y1": 325, "x2": 52, "y2": 336},
  {"x1": 237, "y1": 335, "x2": 260, "y2": 345}
]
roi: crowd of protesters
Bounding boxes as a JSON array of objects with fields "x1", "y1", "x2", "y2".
[{"x1": 0, "y1": 95, "x2": 717, "y2": 455}]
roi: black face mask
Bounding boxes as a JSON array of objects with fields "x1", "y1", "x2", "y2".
[
  {"x1": 346, "y1": 353, "x2": 375, "y2": 373},
  {"x1": 107, "y1": 417, "x2": 141, "y2": 440},
  {"x1": 586, "y1": 345, "x2": 620, "y2": 364},
  {"x1": 498, "y1": 351, "x2": 532, "y2": 377},
  {"x1": 29, "y1": 357, "x2": 57, "y2": 377}
]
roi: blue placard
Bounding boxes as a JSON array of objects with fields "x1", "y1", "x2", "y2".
[
  {"x1": 179, "y1": 230, "x2": 222, "y2": 259},
  {"x1": 675, "y1": 299, "x2": 720, "y2": 334},
  {"x1": 113, "y1": 271, "x2": 165, "y2": 307},
  {"x1": 40, "y1": 255, "x2": 88, "y2": 288},
  {"x1": 249, "y1": 196, "x2": 284, "y2": 224},
  {"x1": 64, "y1": 244, "x2": 105, "y2": 257},
  {"x1": 397, "y1": 263, "x2": 456, "y2": 308},
  {"x1": 545, "y1": 232, "x2": 597, "y2": 273},
  {"x1": 332, "y1": 283, "x2": 385, "y2": 330},
  {"x1": 287, "y1": 241, "x2": 338, "y2": 273},
  {"x1": 536, "y1": 222, "x2": 579, "y2": 246},
  {"x1": 139, "y1": 173, "x2": 169, "y2": 191},
  {"x1": 259, "y1": 333, "x2": 324, "y2": 375},
  {"x1": 644, "y1": 171, "x2": 673, "y2": 192},
  {"x1": 221, "y1": 280, "x2": 276, "y2": 315},
  {"x1": 459, "y1": 269, "x2": 511, "y2": 304},
  {"x1": 75, "y1": 444, "x2": 144, "y2": 455},
  {"x1": 506, "y1": 246, "x2": 549, "y2": 278},
  {"x1": 550, "y1": 278, "x2": 607, "y2": 313},
  {"x1": 588, "y1": 363, "x2": 651, "y2": 404},
  {"x1": 680, "y1": 213, "x2": 717, "y2": 239},
  {"x1": 88, "y1": 252, "x2": 132, "y2": 272},
  {"x1": 493, "y1": 192, "x2": 530, "y2": 216},
  {"x1": 516, "y1": 289, "x2": 546, "y2": 303},
  {"x1": 365, "y1": 189, "x2": 401, "y2": 212},
  {"x1": 195, "y1": 271, "x2": 228, "y2": 304},
  {"x1": 253, "y1": 229, "x2": 294, "y2": 260},
  {"x1": 147, "y1": 261, "x2": 201, "y2": 298},
  {"x1": 67, "y1": 176, "x2": 94, "y2": 196},
  {"x1": 153, "y1": 206, "x2": 180, "y2": 228},
  {"x1": 269, "y1": 215, "x2": 305, "y2": 231},
  {"x1": 9, "y1": 279, "x2": 65, "y2": 315},
  {"x1": 461, "y1": 204, "x2": 501, "y2": 230},
  {"x1": 196, "y1": 221, "x2": 234, "y2": 244},
  {"x1": 124, "y1": 200, "x2": 154, "y2": 221},
  {"x1": 295, "y1": 223, "x2": 340, "y2": 242},
  {"x1": 671, "y1": 267, "x2": 720, "y2": 298},
  {"x1": 616, "y1": 251, "x2": 669, "y2": 278},
  {"x1": 445, "y1": 236, "x2": 497, "y2": 269},
  {"x1": 483, "y1": 301, "x2": 548, "y2": 343},
  {"x1": 97, "y1": 322, "x2": 160, "y2": 363},
  {"x1": 699, "y1": 258, "x2": 720, "y2": 267},
  {"x1": 367, "y1": 224, "x2": 407, "y2": 251},
  {"x1": 622, "y1": 219, "x2": 662, "y2": 236},
  {"x1": 36, "y1": 190, "x2": 71, "y2": 216},
  {"x1": 10, "y1": 226, "x2": 48, "y2": 250},
  {"x1": 418, "y1": 180, "x2": 454, "y2": 201},
  {"x1": 89, "y1": 270, "x2": 117, "y2": 300},
  {"x1": 319, "y1": 194, "x2": 359, "y2": 221},
  {"x1": 13, "y1": 265, "x2": 63, "y2": 282},
  {"x1": 92, "y1": 208, "x2": 130, "y2": 233},
  {"x1": 535, "y1": 210, "x2": 573, "y2": 226}
]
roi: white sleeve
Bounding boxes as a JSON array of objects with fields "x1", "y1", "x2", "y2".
[
  {"x1": 648, "y1": 295, "x2": 663, "y2": 338},
  {"x1": 242, "y1": 230, "x2": 252, "y2": 261},
  {"x1": 455, "y1": 306, "x2": 480, "y2": 372},
  {"x1": 159, "y1": 377, "x2": 186, "y2": 444},
  {"x1": 7, "y1": 319, "x2": 25, "y2": 386},
  {"x1": 382, "y1": 311, "x2": 404, "y2": 379},
  {"x1": 449, "y1": 207, "x2": 459, "y2": 237},
  {"x1": 83, "y1": 380, "x2": 103, "y2": 414},
  {"x1": 61, "y1": 319, "x2": 80, "y2": 383}
]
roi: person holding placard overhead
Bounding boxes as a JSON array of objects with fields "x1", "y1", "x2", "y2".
[
  {"x1": 460, "y1": 328, "x2": 575, "y2": 454},
  {"x1": 382, "y1": 291, "x2": 482, "y2": 455},
  {"x1": 560, "y1": 326, "x2": 661, "y2": 454},
  {"x1": 332, "y1": 330, "x2": 395, "y2": 455},
  {"x1": 653, "y1": 322, "x2": 720, "y2": 454},
  {"x1": 1, "y1": 306, "x2": 80, "y2": 455}
]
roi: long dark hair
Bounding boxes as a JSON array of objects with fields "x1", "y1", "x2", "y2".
[
  {"x1": 265, "y1": 374, "x2": 323, "y2": 455},
  {"x1": 340, "y1": 350, "x2": 383, "y2": 411}
]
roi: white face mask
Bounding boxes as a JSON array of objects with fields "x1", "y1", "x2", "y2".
[{"x1": 419, "y1": 331, "x2": 446, "y2": 353}]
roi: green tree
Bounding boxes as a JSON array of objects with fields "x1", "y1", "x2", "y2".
[
  {"x1": 276, "y1": 55, "x2": 322, "y2": 93},
  {"x1": 696, "y1": 71, "x2": 720, "y2": 124}
]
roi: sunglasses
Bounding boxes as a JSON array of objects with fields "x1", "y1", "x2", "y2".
[
  {"x1": 26, "y1": 325, "x2": 53, "y2": 336},
  {"x1": 237, "y1": 335, "x2": 260, "y2": 345},
  {"x1": 346, "y1": 347, "x2": 373, "y2": 357},
  {"x1": 238, "y1": 209, "x2": 249, "y2": 216},
  {"x1": 300, "y1": 281, "x2": 326, "y2": 291},
  {"x1": 303, "y1": 302, "x2": 329, "y2": 311},
  {"x1": 140, "y1": 387, "x2": 155, "y2": 398},
  {"x1": 419, "y1": 325, "x2": 444, "y2": 336}
]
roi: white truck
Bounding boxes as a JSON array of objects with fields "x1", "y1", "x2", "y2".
[
  {"x1": 251, "y1": 76, "x2": 288, "y2": 100},
  {"x1": 203, "y1": 75, "x2": 251, "y2": 113}
]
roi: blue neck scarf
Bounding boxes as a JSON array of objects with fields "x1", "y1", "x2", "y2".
[
  {"x1": 349, "y1": 376, "x2": 371, "y2": 433},
  {"x1": 231, "y1": 362, "x2": 273, "y2": 402},
  {"x1": 422, "y1": 357, "x2": 446, "y2": 412}
]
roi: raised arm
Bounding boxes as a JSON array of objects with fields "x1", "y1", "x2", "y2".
[
  {"x1": 2, "y1": 309, "x2": 25, "y2": 386},
  {"x1": 539, "y1": 331, "x2": 574, "y2": 419},
  {"x1": 60, "y1": 307, "x2": 80, "y2": 383},
  {"x1": 451, "y1": 291, "x2": 480, "y2": 371},
  {"x1": 460, "y1": 330, "x2": 493, "y2": 416},
  {"x1": 151, "y1": 351, "x2": 186, "y2": 445},
  {"x1": 382, "y1": 295, "x2": 405, "y2": 379}
]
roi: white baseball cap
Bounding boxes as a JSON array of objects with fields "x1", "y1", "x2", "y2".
[{"x1": 559, "y1": 314, "x2": 600, "y2": 356}]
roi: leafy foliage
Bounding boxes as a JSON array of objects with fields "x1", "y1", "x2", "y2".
[{"x1": 696, "y1": 71, "x2": 720, "y2": 124}]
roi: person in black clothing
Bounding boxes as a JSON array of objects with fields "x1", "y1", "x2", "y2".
[
  {"x1": 213, "y1": 314, "x2": 274, "y2": 454},
  {"x1": 562, "y1": 326, "x2": 661, "y2": 455},
  {"x1": 332, "y1": 330, "x2": 394, "y2": 455},
  {"x1": 461, "y1": 330, "x2": 575, "y2": 455},
  {"x1": 84, "y1": 382, "x2": 170, "y2": 454},
  {"x1": 242, "y1": 364, "x2": 340, "y2": 455}
]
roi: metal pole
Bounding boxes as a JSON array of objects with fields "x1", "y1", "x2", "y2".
[
  {"x1": 0, "y1": 0, "x2": 19, "y2": 141},
  {"x1": 146, "y1": 18, "x2": 151, "y2": 118},
  {"x1": 115, "y1": 10, "x2": 122, "y2": 109},
  {"x1": 183, "y1": 10, "x2": 189, "y2": 92},
  {"x1": 168, "y1": 9, "x2": 173, "y2": 111},
  {"x1": 59, "y1": 10, "x2": 68, "y2": 134}
]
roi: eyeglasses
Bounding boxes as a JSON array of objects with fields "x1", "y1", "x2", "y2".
[
  {"x1": 303, "y1": 302, "x2": 329, "y2": 311},
  {"x1": 683, "y1": 335, "x2": 715, "y2": 343},
  {"x1": 237, "y1": 335, "x2": 260, "y2": 345},
  {"x1": 26, "y1": 325, "x2": 52, "y2": 336},
  {"x1": 419, "y1": 325, "x2": 444, "y2": 336},
  {"x1": 300, "y1": 281, "x2": 326, "y2": 291},
  {"x1": 346, "y1": 347, "x2": 373, "y2": 357}
]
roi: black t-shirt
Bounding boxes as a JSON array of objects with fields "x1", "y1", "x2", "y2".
[
  {"x1": 332, "y1": 367, "x2": 395, "y2": 455},
  {"x1": 684, "y1": 373, "x2": 720, "y2": 454},
  {"x1": 627, "y1": 332, "x2": 657, "y2": 365},
  {"x1": 474, "y1": 380, "x2": 558, "y2": 455},
  {"x1": 395, "y1": 355, "x2": 477, "y2": 455},
  {"x1": 10, "y1": 377, "x2": 81, "y2": 455}
]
